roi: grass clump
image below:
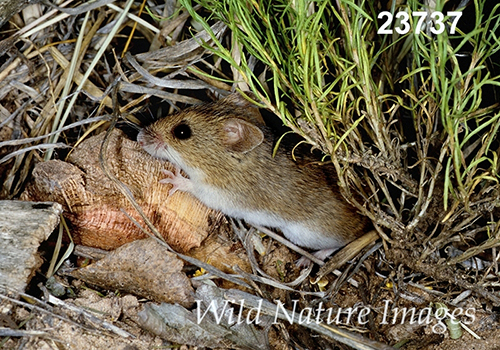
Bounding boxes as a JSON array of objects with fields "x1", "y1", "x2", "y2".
[{"x1": 179, "y1": 0, "x2": 500, "y2": 292}]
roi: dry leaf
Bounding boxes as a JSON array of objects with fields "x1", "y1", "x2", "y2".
[{"x1": 71, "y1": 238, "x2": 195, "y2": 307}]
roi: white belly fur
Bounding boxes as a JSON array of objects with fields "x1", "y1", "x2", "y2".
[{"x1": 190, "y1": 182, "x2": 345, "y2": 251}]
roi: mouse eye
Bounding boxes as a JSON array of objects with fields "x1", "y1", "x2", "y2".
[{"x1": 172, "y1": 123, "x2": 192, "y2": 140}]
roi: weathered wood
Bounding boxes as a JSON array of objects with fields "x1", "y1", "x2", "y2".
[
  {"x1": 0, "y1": 0, "x2": 38, "y2": 29},
  {"x1": 0, "y1": 200, "x2": 62, "y2": 293},
  {"x1": 21, "y1": 129, "x2": 222, "y2": 253}
]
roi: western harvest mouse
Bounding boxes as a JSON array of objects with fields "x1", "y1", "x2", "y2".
[{"x1": 137, "y1": 93, "x2": 369, "y2": 263}]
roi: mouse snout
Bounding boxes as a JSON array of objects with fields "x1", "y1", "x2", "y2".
[
  {"x1": 137, "y1": 128, "x2": 159, "y2": 145},
  {"x1": 136, "y1": 129, "x2": 147, "y2": 146},
  {"x1": 137, "y1": 128, "x2": 167, "y2": 151}
]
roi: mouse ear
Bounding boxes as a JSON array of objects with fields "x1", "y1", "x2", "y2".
[{"x1": 222, "y1": 118, "x2": 264, "y2": 153}]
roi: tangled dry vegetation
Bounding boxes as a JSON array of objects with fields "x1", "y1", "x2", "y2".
[{"x1": 1, "y1": 0, "x2": 500, "y2": 349}]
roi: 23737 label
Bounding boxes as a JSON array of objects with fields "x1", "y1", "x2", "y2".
[{"x1": 377, "y1": 11, "x2": 462, "y2": 35}]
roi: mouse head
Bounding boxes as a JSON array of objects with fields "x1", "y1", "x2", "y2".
[{"x1": 137, "y1": 93, "x2": 266, "y2": 173}]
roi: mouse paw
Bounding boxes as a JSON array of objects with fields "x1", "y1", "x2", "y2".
[
  {"x1": 295, "y1": 256, "x2": 313, "y2": 268},
  {"x1": 295, "y1": 248, "x2": 337, "y2": 267},
  {"x1": 160, "y1": 167, "x2": 192, "y2": 196}
]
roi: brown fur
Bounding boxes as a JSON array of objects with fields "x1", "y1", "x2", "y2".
[{"x1": 138, "y1": 94, "x2": 368, "y2": 252}]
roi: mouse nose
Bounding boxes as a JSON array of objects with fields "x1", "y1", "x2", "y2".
[{"x1": 136, "y1": 130, "x2": 146, "y2": 146}]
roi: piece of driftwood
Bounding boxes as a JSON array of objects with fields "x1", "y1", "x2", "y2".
[
  {"x1": 21, "y1": 129, "x2": 223, "y2": 253},
  {"x1": 71, "y1": 238, "x2": 195, "y2": 307},
  {"x1": 136, "y1": 284, "x2": 270, "y2": 350},
  {"x1": 0, "y1": 200, "x2": 62, "y2": 293},
  {"x1": 0, "y1": 0, "x2": 35, "y2": 29}
]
